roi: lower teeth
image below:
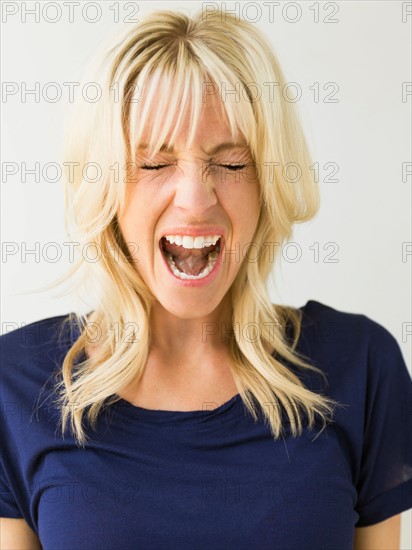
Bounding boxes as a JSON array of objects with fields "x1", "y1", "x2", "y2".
[{"x1": 164, "y1": 250, "x2": 219, "y2": 280}]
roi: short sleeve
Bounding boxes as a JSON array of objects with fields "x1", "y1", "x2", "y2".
[
  {"x1": 0, "y1": 466, "x2": 23, "y2": 519},
  {"x1": 355, "y1": 322, "x2": 412, "y2": 526}
]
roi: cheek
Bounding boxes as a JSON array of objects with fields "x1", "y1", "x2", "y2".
[
  {"x1": 238, "y1": 182, "x2": 261, "y2": 239},
  {"x1": 244, "y1": 172, "x2": 261, "y2": 213},
  {"x1": 117, "y1": 204, "x2": 137, "y2": 244},
  {"x1": 221, "y1": 177, "x2": 261, "y2": 226},
  {"x1": 119, "y1": 185, "x2": 151, "y2": 230},
  {"x1": 117, "y1": 190, "x2": 167, "y2": 264},
  {"x1": 117, "y1": 198, "x2": 148, "y2": 256}
]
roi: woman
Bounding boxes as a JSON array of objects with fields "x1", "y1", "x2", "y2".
[{"x1": 1, "y1": 8, "x2": 411, "y2": 549}]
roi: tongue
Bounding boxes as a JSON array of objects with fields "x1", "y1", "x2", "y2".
[{"x1": 162, "y1": 239, "x2": 217, "y2": 276}]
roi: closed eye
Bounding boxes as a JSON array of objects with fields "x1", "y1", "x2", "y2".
[
  {"x1": 140, "y1": 164, "x2": 170, "y2": 171},
  {"x1": 139, "y1": 163, "x2": 248, "y2": 171},
  {"x1": 216, "y1": 164, "x2": 247, "y2": 171}
]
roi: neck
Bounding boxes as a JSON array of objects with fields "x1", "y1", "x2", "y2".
[{"x1": 149, "y1": 295, "x2": 233, "y2": 359}]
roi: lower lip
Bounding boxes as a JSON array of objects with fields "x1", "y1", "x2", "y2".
[{"x1": 159, "y1": 240, "x2": 224, "y2": 287}]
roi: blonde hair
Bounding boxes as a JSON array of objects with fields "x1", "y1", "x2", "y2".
[{"x1": 48, "y1": 8, "x2": 343, "y2": 447}]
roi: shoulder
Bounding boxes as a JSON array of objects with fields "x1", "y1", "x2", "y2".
[
  {"x1": 0, "y1": 313, "x2": 80, "y2": 406},
  {"x1": 0, "y1": 314, "x2": 81, "y2": 531},
  {"x1": 0, "y1": 313, "x2": 78, "y2": 355},
  {"x1": 297, "y1": 301, "x2": 411, "y2": 442},
  {"x1": 295, "y1": 300, "x2": 410, "y2": 395},
  {"x1": 299, "y1": 299, "x2": 401, "y2": 353}
]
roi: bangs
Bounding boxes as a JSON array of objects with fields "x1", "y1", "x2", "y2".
[{"x1": 126, "y1": 43, "x2": 257, "y2": 159}]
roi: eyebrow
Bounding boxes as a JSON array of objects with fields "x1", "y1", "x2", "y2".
[{"x1": 137, "y1": 142, "x2": 249, "y2": 155}]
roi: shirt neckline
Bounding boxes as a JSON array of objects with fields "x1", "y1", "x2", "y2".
[
  {"x1": 73, "y1": 342, "x2": 245, "y2": 426},
  {"x1": 68, "y1": 301, "x2": 312, "y2": 425},
  {"x1": 113, "y1": 391, "x2": 243, "y2": 426}
]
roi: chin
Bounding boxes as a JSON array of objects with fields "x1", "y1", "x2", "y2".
[{"x1": 155, "y1": 293, "x2": 224, "y2": 320}]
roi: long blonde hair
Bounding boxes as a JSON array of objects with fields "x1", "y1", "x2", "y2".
[{"x1": 49, "y1": 8, "x2": 342, "y2": 447}]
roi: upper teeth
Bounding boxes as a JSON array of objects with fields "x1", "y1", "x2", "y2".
[{"x1": 164, "y1": 234, "x2": 221, "y2": 249}]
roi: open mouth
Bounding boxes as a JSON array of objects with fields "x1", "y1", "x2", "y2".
[{"x1": 160, "y1": 235, "x2": 222, "y2": 280}]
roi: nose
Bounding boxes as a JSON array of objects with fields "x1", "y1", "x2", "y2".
[{"x1": 173, "y1": 160, "x2": 218, "y2": 215}]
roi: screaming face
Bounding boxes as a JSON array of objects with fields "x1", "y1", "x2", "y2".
[{"x1": 117, "y1": 91, "x2": 261, "y2": 319}]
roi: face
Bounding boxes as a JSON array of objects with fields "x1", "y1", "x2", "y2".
[{"x1": 117, "y1": 92, "x2": 261, "y2": 319}]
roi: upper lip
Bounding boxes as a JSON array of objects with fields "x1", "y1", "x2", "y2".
[{"x1": 160, "y1": 226, "x2": 226, "y2": 240}]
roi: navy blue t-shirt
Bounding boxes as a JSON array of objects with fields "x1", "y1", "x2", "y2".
[{"x1": 1, "y1": 300, "x2": 411, "y2": 549}]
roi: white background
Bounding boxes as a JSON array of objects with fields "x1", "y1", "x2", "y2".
[{"x1": 1, "y1": 1, "x2": 411, "y2": 546}]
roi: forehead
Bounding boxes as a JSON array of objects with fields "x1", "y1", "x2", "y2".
[
  {"x1": 139, "y1": 91, "x2": 231, "y2": 138},
  {"x1": 128, "y1": 68, "x2": 254, "y2": 158},
  {"x1": 136, "y1": 141, "x2": 249, "y2": 155}
]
